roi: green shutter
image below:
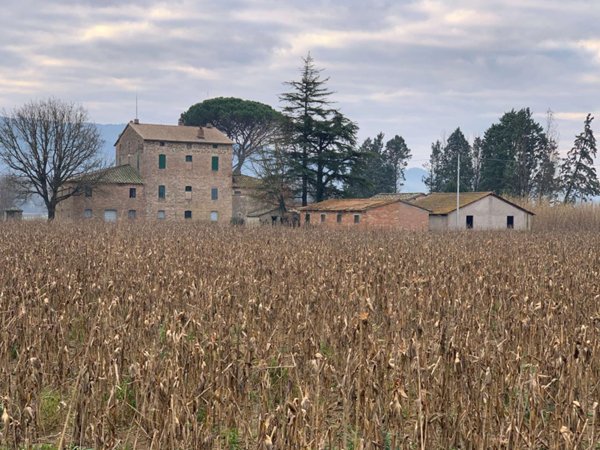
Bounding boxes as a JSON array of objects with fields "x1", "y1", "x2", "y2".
[
  {"x1": 159, "y1": 154, "x2": 166, "y2": 169},
  {"x1": 211, "y1": 156, "x2": 219, "y2": 171}
]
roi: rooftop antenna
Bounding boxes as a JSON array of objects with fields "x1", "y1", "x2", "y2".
[{"x1": 134, "y1": 92, "x2": 139, "y2": 124}]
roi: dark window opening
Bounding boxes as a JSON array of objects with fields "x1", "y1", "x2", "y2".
[
  {"x1": 129, "y1": 187, "x2": 136, "y2": 198},
  {"x1": 185, "y1": 155, "x2": 193, "y2": 162},
  {"x1": 234, "y1": 190, "x2": 242, "y2": 196},
  {"x1": 184, "y1": 210, "x2": 192, "y2": 219},
  {"x1": 84, "y1": 186, "x2": 92, "y2": 197},
  {"x1": 158, "y1": 154, "x2": 166, "y2": 169},
  {"x1": 128, "y1": 210, "x2": 136, "y2": 219},
  {"x1": 211, "y1": 187, "x2": 218, "y2": 200},
  {"x1": 185, "y1": 186, "x2": 192, "y2": 192},
  {"x1": 320, "y1": 213, "x2": 326, "y2": 223},
  {"x1": 212, "y1": 144, "x2": 218, "y2": 149},
  {"x1": 211, "y1": 156, "x2": 219, "y2": 171},
  {"x1": 158, "y1": 185, "x2": 166, "y2": 199},
  {"x1": 507, "y1": 215, "x2": 514, "y2": 229},
  {"x1": 159, "y1": 141, "x2": 165, "y2": 147},
  {"x1": 466, "y1": 215, "x2": 474, "y2": 229},
  {"x1": 305, "y1": 213, "x2": 310, "y2": 224},
  {"x1": 354, "y1": 214, "x2": 360, "y2": 224},
  {"x1": 337, "y1": 213, "x2": 342, "y2": 223}
]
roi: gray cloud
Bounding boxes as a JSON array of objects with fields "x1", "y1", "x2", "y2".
[{"x1": 1, "y1": 0, "x2": 599, "y2": 165}]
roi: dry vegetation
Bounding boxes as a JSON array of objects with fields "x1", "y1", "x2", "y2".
[{"x1": 0, "y1": 218, "x2": 599, "y2": 449}]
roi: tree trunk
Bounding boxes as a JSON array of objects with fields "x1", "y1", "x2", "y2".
[
  {"x1": 47, "y1": 201, "x2": 56, "y2": 221},
  {"x1": 302, "y1": 147, "x2": 308, "y2": 206}
]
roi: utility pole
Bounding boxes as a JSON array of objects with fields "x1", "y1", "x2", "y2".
[{"x1": 456, "y1": 153, "x2": 460, "y2": 229}]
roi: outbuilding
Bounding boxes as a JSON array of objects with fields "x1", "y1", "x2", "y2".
[
  {"x1": 408, "y1": 192, "x2": 534, "y2": 231},
  {"x1": 0, "y1": 208, "x2": 23, "y2": 221},
  {"x1": 298, "y1": 195, "x2": 430, "y2": 230}
]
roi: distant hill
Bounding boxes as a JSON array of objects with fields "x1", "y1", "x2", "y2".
[{"x1": 401, "y1": 167, "x2": 428, "y2": 193}]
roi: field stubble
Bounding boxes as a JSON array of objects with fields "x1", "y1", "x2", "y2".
[{"x1": 0, "y1": 223, "x2": 599, "y2": 449}]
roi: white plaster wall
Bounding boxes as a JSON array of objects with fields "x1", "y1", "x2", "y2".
[
  {"x1": 429, "y1": 214, "x2": 447, "y2": 231},
  {"x1": 445, "y1": 196, "x2": 532, "y2": 230}
]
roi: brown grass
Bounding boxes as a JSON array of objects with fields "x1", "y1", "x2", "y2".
[{"x1": 0, "y1": 218, "x2": 599, "y2": 449}]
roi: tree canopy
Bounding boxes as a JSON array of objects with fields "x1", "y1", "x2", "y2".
[
  {"x1": 0, "y1": 98, "x2": 103, "y2": 220},
  {"x1": 280, "y1": 54, "x2": 360, "y2": 204},
  {"x1": 181, "y1": 97, "x2": 284, "y2": 174}
]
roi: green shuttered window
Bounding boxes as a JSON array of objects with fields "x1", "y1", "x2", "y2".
[
  {"x1": 211, "y1": 156, "x2": 219, "y2": 171},
  {"x1": 158, "y1": 154, "x2": 166, "y2": 169}
]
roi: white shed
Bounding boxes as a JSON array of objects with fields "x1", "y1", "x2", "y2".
[{"x1": 409, "y1": 192, "x2": 534, "y2": 231}]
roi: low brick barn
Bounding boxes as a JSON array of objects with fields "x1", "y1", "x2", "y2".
[{"x1": 298, "y1": 196, "x2": 430, "y2": 230}]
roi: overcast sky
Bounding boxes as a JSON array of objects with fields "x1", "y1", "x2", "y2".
[{"x1": 1, "y1": 0, "x2": 599, "y2": 167}]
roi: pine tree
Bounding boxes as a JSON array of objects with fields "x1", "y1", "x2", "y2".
[
  {"x1": 424, "y1": 140, "x2": 443, "y2": 193},
  {"x1": 438, "y1": 128, "x2": 473, "y2": 192},
  {"x1": 280, "y1": 54, "x2": 359, "y2": 204},
  {"x1": 384, "y1": 135, "x2": 412, "y2": 192},
  {"x1": 344, "y1": 133, "x2": 394, "y2": 197},
  {"x1": 479, "y1": 108, "x2": 547, "y2": 197},
  {"x1": 560, "y1": 114, "x2": 600, "y2": 203}
]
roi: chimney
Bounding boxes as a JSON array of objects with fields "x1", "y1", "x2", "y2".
[
  {"x1": 133, "y1": 118, "x2": 139, "y2": 124},
  {"x1": 178, "y1": 117, "x2": 184, "y2": 126},
  {"x1": 205, "y1": 123, "x2": 213, "y2": 128},
  {"x1": 197, "y1": 127, "x2": 204, "y2": 139}
]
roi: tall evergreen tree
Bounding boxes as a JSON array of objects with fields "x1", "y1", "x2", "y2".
[
  {"x1": 280, "y1": 54, "x2": 359, "y2": 204},
  {"x1": 472, "y1": 136, "x2": 483, "y2": 191},
  {"x1": 424, "y1": 140, "x2": 443, "y2": 193},
  {"x1": 438, "y1": 128, "x2": 473, "y2": 192},
  {"x1": 384, "y1": 135, "x2": 412, "y2": 192},
  {"x1": 479, "y1": 108, "x2": 548, "y2": 197},
  {"x1": 560, "y1": 114, "x2": 600, "y2": 203},
  {"x1": 344, "y1": 133, "x2": 394, "y2": 198}
]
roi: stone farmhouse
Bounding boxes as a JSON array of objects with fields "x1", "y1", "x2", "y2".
[
  {"x1": 299, "y1": 191, "x2": 534, "y2": 231},
  {"x1": 58, "y1": 121, "x2": 239, "y2": 222}
]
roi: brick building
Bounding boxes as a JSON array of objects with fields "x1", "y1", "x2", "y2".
[
  {"x1": 57, "y1": 121, "x2": 233, "y2": 222},
  {"x1": 298, "y1": 196, "x2": 430, "y2": 230}
]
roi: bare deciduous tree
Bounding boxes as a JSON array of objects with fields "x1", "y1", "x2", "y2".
[{"x1": 0, "y1": 98, "x2": 103, "y2": 219}]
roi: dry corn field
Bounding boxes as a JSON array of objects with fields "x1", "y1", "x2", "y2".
[{"x1": 1, "y1": 222, "x2": 600, "y2": 449}]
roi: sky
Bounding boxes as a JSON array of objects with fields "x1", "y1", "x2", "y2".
[{"x1": 1, "y1": 0, "x2": 600, "y2": 168}]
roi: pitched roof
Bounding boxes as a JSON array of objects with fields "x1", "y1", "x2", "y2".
[
  {"x1": 298, "y1": 197, "x2": 428, "y2": 212},
  {"x1": 232, "y1": 174, "x2": 261, "y2": 189},
  {"x1": 371, "y1": 192, "x2": 425, "y2": 201},
  {"x1": 408, "y1": 192, "x2": 535, "y2": 215},
  {"x1": 117, "y1": 122, "x2": 233, "y2": 145},
  {"x1": 74, "y1": 165, "x2": 144, "y2": 185}
]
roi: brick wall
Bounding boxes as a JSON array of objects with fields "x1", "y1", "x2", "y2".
[
  {"x1": 139, "y1": 140, "x2": 233, "y2": 222},
  {"x1": 299, "y1": 201, "x2": 429, "y2": 230},
  {"x1": 56, "y1": 183, "x2": 146, "y2": 221}
]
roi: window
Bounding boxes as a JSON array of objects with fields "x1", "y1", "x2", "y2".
[
  {"x1": 211, "y1": 187, "x2": 218, "y2": 200},
  {"x1": 320, "y1": 213, "x2": 326, "y2": 223},
  {"x1": 211, "y1": 156, "x2": 219, "y2": 171},
  {"x1": 337, "y1": 213, "x2": 342, "y2": 223},
  {"x1": 507, "y1": 215, "x2": 514, "y2": 229},
  {"x1": 158, "y1": 185, "x2": 166, "y2": 199},
  {"x1": 185, "y1": 155, "x2": 193, "y2": 162},
  {"x1": 129, "y1": 187, "x2": 136, "y2": 198},
  {"x1": 159, "y1": 141, "x2": 165, "y2": 147},
  {"x1": 158, "y1": 154, "x2": 166, "y2": 169},
  {"x1": 84, "y1": 209, "x2": 92, "y2": 219},
  {"x1": 212, "y1": 144, "x2": 218, "y2": 149},
  {"x1": 184, "y1": 210, "x2": 192, "y2": 219},
  {"x1": 466, "y1": 215, "x2": 474, "y2": 229},
  {"x1": 354, "y1": 214, "x2": 360, "y2": 224},
  {"x1": 157, "y1": 210, "x2": 166, "y2": 220},
  {"x1": 185, "y1": 186, "x2": 192, "y2": 192},
  {"x1": 234, "y1": 190, "x2": 242, "y2": 196},
  {"x1": 104, "y1": 209, "x2": 117, "y2": 223},
  {"x1": 84, "y1": 186, "x2": 92, "y2": 197},
  {"x1": 210, "y1": 211, "x2": 218, "y2": 222},
  {"x1": 305, "y1": 213, "x2": 310, "y2": 224},
  {"x1": 128, "y1": 210, "x2": 136, "y2": 219}
]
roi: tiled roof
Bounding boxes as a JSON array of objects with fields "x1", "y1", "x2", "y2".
[
  {"x1": 299, "y1": 197, "x2": 405, "y2": 212},
  {"x1": 75, "y1": 165, "x2": 144, "y2": 185},
  {"x1": 119, "y1": 122, "x2": 233, "y2": 145},
  {"x1": 408, "y1": 192, "x2": 534, "y2": 215},
  {"x1": 371, "y1": 192, "x2": 425, "y2": 201},
  {"x1": 233, "y1": 174, "x2": 261, "y2": 189}
]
